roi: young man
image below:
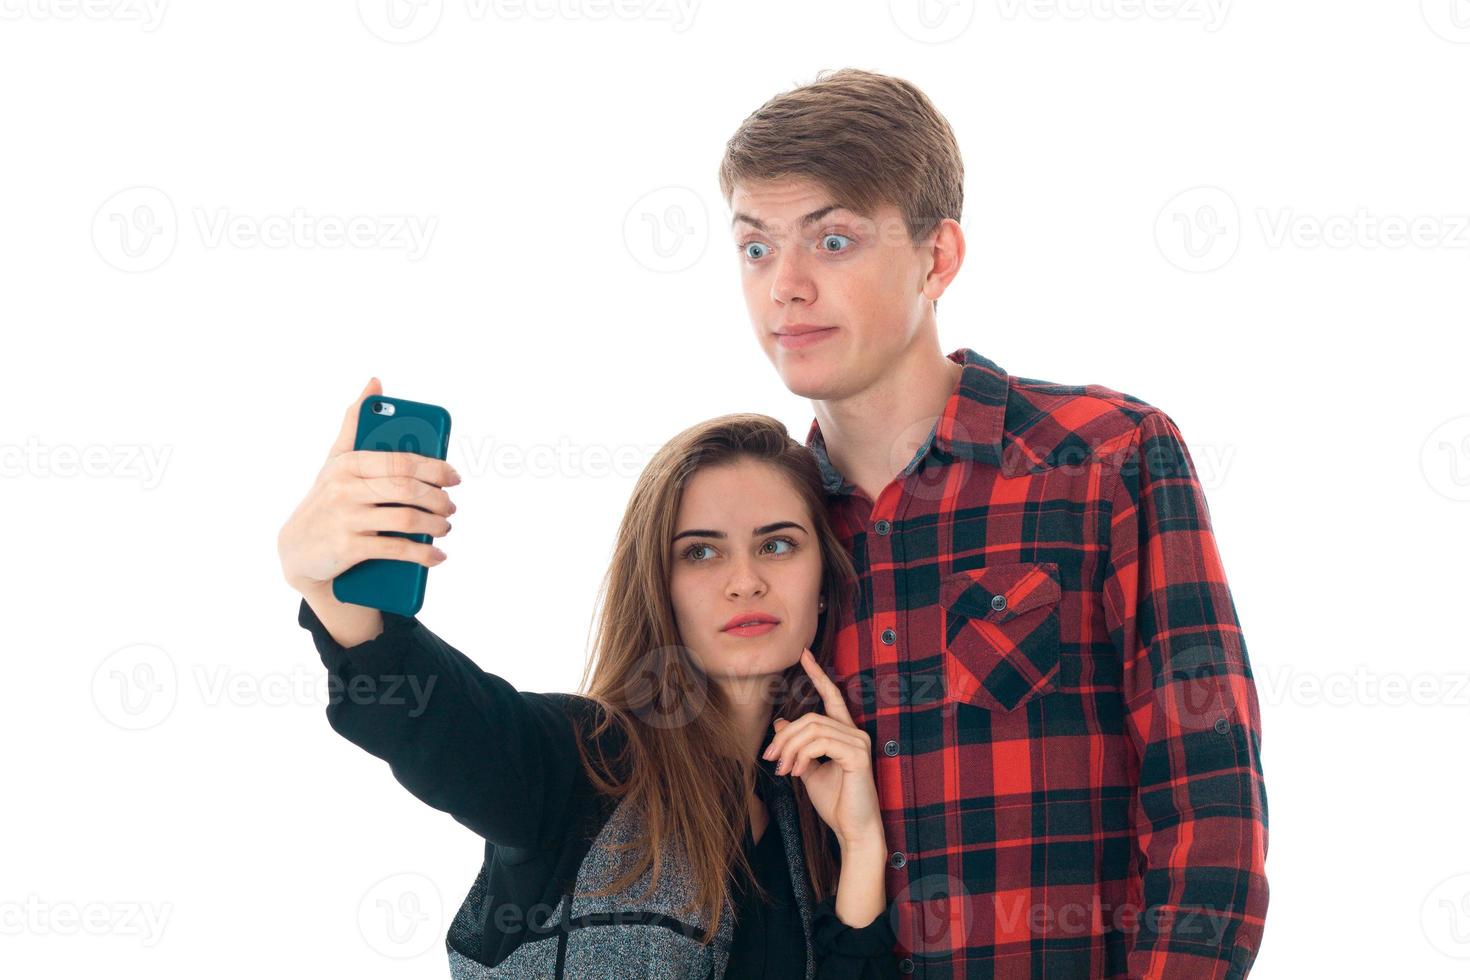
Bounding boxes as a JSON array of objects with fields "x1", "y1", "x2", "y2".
[{"x1": 718, "y1": 69, "x2": 1269, "y2": 979}]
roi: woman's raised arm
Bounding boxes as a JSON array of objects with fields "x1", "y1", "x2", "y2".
[{"x1": 297, "y1": 585, "x2": 604, "y2": 850}]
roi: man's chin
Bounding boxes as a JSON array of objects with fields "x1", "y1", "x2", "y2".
[{"x1": 777, "y1": 364, "x2": 842, "y2": 402}]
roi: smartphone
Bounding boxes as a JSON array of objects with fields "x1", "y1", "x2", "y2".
[{"x1": 331, "y1": 394, "x2": 453, "y2": 617}]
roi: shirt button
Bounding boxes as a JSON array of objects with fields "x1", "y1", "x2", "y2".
[
  {"x1": 898, "y1": 959, "x2": 914, "y2": 974},
  {"x1": 889, "y1": 851, "x2": 907, "y2": 869},
  {"x1": 880, "y1": 628, "x2": 896, "y2": 645},
  {"x1": 1214, "y1": 716, "x2": 1231, "y2": 735},
  {"x1": 990, "y1": 593, "x2": 1007, "y2": 612},
  {"x1": 883, "y1": 740, "x2": 899, "y2": 756},
  {"x1": 875, "y1": 519, "x2": 891, "y2": 535}
]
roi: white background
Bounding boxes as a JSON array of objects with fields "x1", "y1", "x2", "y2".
[{"x1": 3, "y1": 1, "x2": 1469, "y2": 976}]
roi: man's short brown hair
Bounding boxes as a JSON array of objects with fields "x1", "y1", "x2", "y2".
[{"x1": 718, "y1": 68, "x2": 964, "y2": 246}]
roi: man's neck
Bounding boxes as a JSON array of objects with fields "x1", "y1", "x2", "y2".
[{"x1": 813, "y1": 343, "x2": 964, "y2": 504}]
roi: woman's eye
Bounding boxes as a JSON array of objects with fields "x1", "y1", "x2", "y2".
[
  {"x1": 819, "y1": 233, "x2": 852, "y2": 253},
  {"x1": 681, "y1": 537, "x2": 797, "y2": 562},
  {"x1": 741, "y1": 242, "x2": 770, "y2": 261}
]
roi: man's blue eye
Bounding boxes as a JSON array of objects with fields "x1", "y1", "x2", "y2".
[
  {"x1": 820, "y1": 234, "x2": 852, "y2": 252},
  {"x1": 743, "y1": 242, "x2": 769, "y2": 261}
]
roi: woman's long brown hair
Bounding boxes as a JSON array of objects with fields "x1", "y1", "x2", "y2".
[{"x1": 570, "y1": 412, "x2": 858, "y2": 945}]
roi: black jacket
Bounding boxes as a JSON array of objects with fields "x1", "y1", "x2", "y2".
[{"x1": 298, "y1": 597, "x2": 901, "y2": 978}]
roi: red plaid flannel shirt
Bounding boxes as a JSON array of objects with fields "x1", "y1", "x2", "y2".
[{"x1": 808, "y1": 348, "x2": 1268, "y2": 979}]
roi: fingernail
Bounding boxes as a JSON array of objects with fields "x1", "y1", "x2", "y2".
[
  {"x1": 762, "y1": 746, "x2": 774, "y2": 760},
  {"x1": 431, "y1": 547, "x2": 447, "y2": 561}
]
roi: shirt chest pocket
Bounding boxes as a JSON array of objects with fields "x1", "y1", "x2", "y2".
[{"x1": 940, "y1": 561, "x2": 1062, "y2": 712}]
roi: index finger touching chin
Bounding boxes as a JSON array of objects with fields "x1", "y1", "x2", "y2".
[{"x1": 800, "y1": 649, "x2": 853, "y2": 718}]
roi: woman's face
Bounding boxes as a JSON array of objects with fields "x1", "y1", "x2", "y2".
[{"x1": 668, "y1": 458, "x2": 824, "y2": 685}]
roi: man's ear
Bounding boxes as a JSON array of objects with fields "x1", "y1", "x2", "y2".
[{"x1": 921, "y1": 217, "x2": 966, "y2": 304}]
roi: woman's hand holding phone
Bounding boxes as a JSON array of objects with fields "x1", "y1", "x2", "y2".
[{"x1": 277, "y1": 378, "x2": 460, "y2": 603}]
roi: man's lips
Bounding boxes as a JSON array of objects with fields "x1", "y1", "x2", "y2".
[{"x1": 774, "y1": 325, "x2": 837, "y2": 349}]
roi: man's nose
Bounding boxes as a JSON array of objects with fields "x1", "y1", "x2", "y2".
[{"x1": 771, "y1": 250, "x2": 815, "y2": 306}]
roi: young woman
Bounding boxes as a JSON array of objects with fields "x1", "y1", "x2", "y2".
[{"x1": 277, "y1": 379, "x2": 901, "y2": 978}]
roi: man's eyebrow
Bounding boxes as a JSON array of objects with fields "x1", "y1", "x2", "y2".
[
  {"x1": 730, "y1": 204, "x2": 847, "y2": 233},
  {"x1": 671, "y1": 521, "x2": 809, "y2": 543}
]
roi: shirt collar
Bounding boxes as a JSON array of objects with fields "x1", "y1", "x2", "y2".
[{"x1": 804, "y1": 347, "x2": 1010, "y2": 496}]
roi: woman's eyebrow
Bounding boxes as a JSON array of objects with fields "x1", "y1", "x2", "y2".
[{"x1": 671, "y1": 521, "x2": 808, "y2": 543}]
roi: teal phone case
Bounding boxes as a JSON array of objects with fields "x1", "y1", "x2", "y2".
[{"x1": 331, "y1": 394, "x2": 452, "y2": 617}]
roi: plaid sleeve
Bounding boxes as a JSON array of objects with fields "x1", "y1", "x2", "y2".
[{"x1": 1101, "y1": 410, "x2": 1270, "y2": 978}]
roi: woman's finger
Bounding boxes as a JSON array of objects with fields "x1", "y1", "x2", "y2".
[
  {"x1": 346, "y1": 502, "x2": 452, "y2": 539},
  {"x1": 336, "y1": 448, "x2": 460, "y2": 490},
  {"x1": 765, "y1": 713, "x2": 852, "y2": 763},
  {"x1": 328, "y1": 378, "x2": 381, "y2": 460},
  {"x1": 345, "y1": 531, "x2": 448, "y2": 569},
  {"x1": 789, "y1": 734, "x2": 869, "y2": 779},
  {"x1": 351, "y1": 476, "x2": 457, "y2": 516},
  {"x1": 774, "y1": 724, "x2": 866, "y2": 777},
  {"x1": 798, "y1": 648, "x2": 856, "y2": 726}
]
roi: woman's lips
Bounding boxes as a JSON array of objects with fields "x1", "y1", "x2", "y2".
[
  {"x1": 723, "y1": 622, "x2": 778, "y2": 637},
  {"x1": 775, "y1": 327, "x2": 837, "y2": 350}
]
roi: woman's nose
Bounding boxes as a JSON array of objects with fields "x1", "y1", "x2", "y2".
[{"x1": 725, "y1": 557, "x2": 767, "y2": 598}]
